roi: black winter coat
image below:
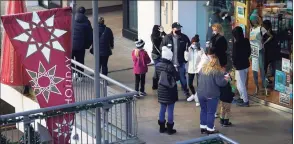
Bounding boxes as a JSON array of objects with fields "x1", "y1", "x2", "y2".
[
  {"x1": 210, "y1": 34, "x2": 228, "y2": 67},
  {"x1": 232, "y1": 38, "x2": 251, "y2": 70},
  {"x1": 73, "y1": 13, "x2": 93, "y2": 51},
  {"x1": 155, "y1": 59, "x2": 179, "y2": 104},
  {"x1": 220, "y1": 82, "x2": 234, "y2": 103},
  {"x1": 151, "y1": 32, "x2": 166, "y2": 58},
  {"x1": 99, "y1": 24, "x2": 114, "y2": 56},
  {"x1": 160, "y1": 33, "x2": 191, "y2": 64}
]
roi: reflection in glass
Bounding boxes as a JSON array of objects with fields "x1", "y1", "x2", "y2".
[{"x1": 128, "y1": 0, "x2": 138, "y2": 31}]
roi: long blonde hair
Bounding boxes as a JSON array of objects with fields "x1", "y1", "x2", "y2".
[
  {"x1": 134, "y1": 48, "x2": 142, "y2": 58},
  {"x1": 212, "y1": 23, "x2": 224, "y2": 36},
  {"x1": 202, "y1": 55, "x2": 222, "y2": 75}
]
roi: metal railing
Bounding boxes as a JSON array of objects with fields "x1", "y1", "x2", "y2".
[
  {"x1": 176, "y1": 134, "x2": 239, "y2": 144},
  {"x1": 0, "y1": 60, "x2": 138, "y2": 144}
]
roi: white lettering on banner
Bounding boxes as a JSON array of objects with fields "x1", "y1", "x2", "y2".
[{"x1": 64, "y1": 56, "x2": 73, "y2": 104}]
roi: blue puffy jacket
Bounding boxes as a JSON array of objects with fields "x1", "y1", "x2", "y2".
[
  {"x1": 73, "y1": 13, "x2": 93, "y2": 51},
  {"x1": 99, "y1": 24, "x2": 114, "y2": 56}
]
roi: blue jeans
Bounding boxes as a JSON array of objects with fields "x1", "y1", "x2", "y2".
[
  {"x1": 198, "y1": 96, "x2": 219, "y2": 130},
  {"x1": 159, "y1": 103, "x2": 175, "y2": 124},
  {"x1": 177, "y1": 63, "x2": 189, "y2": 95},
  {"x1": 253, "y1": 49, "x2": 267, "y2": 88}
]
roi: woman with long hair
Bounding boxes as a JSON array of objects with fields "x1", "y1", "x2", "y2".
[
  {"x1": 197, "y1": 47, "x2": 229, "y2": 134},
  {"x1": 151, "y1": 25, "x2": 166, "y2": 90},
  {"x1": 232, "y1": 26, "x2": 251, "y2": 107}
]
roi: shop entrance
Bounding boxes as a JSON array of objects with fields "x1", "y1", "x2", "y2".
[{"x1": 161, "y1": 0, "x2": 173, "y2": 33}]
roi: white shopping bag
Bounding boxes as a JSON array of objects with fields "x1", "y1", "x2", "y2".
[{"x1": 194, "y1": 92, "x2": 199, "y2": 103}]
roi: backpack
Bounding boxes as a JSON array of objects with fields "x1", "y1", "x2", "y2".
[{"x1": 159, "y1": 65, "x2": 176, "y2": 88}]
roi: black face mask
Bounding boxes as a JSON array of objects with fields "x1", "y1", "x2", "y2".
[{"x1": 174, "y1": 30, "x2": 181, "y2": 35}]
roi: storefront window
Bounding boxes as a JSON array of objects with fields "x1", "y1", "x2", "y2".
[{"x1": 128, "y1": 0, "x2": 138, "y2": 32}]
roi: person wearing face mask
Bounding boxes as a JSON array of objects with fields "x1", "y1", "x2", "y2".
[
  {"x1": 206, "y1": 8, "x2": 223, "y2": 41},
  {"x1": 160, "y1": 22, "x2": 191, "y2": 98},
  {"x1": 184, "y1": 35, "x2": 203, "y2": 106},
  {"x1": 210, "y1": 23, "x2": 228, "y2": 70}
]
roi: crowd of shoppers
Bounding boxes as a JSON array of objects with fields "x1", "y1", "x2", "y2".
[{"x1": 72, "y1": 6, "x2": 278, "y2": 136}]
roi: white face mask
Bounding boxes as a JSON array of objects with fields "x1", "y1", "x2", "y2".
[
  {"x1": 213, "y1": 31, "x2": 218, "y2": 35},
  {"x1": 191, "y1": 44, "x2": 196, "y2": 49}
]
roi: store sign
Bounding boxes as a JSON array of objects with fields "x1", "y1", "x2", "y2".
[
  {"x1": 279, "y1": 92, "x2": 290, "y2": 105},
  {"x1": 285, "y1": 86, "x2": 292, "y2": 95},
  {"x1": 237, "y1": 6, "x2": 245, "y2": 18},
  {"x1": 275, "y1": 70, "x2": 286, "y2": 92},
  {"x1": 282, "y1": 58, "x2": 291, "y2": 73}
]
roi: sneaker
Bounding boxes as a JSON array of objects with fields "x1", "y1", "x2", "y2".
[
  {"x1": 238, "y1": 101, "x2": 249, "y2": 107},
  {"x1": 187, "y1": 95, "x2": 195, "y2": 102},
  {"x1": 134, "y1": 92, "x2": 140, "y2": 98},
  {"x1": 215, "y1": 113, "x2": 219, "y2": 118},
  {"x1": 195, "y1": 103, "x2": 200, "y2": 107},
  {"x1": 140, "y1": 92, "x2": 147, "y2": 97}
]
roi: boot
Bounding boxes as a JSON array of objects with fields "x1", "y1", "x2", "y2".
[
  {"x1": 166, "y1": 122, "x2": 177, "y2": 135},
  {"x1": 220, "y1": 118, "x2": 224, "y2": 125},
  {"x1": 223, "y1": 119, "x2": 232, "y2": 127},
  {"x1": 152, "y1": 78, "x2": 158, "y2": 90},
  {"x1": 201, "y1": 128, "x2": 207, "y2": 134},
  {"x1": 158, "y1": 120, "x2": 167, "y2": 133}
]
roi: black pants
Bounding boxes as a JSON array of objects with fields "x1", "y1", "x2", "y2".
[
  {"x1": 188, "y1": 73, "x2": 196, "y2": 95},
  {"x1": 135, "y1": 74, "x2": 146, "y2": 92},
  {"x1": 72, "y1": 50, "x2": 85, "y2": 76},
  {"x1": 100, "y1": 56, "x2": 109, "y2": 76}
]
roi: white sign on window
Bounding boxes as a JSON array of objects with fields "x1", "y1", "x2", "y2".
[{"x1": 282, "y1": 58, "x2": 290, "y2": 73}]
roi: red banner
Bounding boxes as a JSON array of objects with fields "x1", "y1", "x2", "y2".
[
  {"x1": 1, "y1": 0, "x2": 27, "y2": 85},
  {"x1": 1, "y1": 8, "x2": 75, "y2": 143}
]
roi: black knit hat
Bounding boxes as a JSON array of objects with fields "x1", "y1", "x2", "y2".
[{"x1": 78, "y1": 7, "x2": 86, "y2": 14}]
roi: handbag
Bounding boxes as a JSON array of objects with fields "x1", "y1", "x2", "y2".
[{"x1": 159, "y1": 65, "x2": 176, "y2": 88}]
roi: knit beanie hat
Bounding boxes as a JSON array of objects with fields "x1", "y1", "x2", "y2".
[
  {"x1": 161, "y1": 46, "x2": 173, "y2": 61},
  {"x1": 250, "y1": 9, "x2": 259, "y2": 23},
  {"x1": 135, "y1": 39, "x2": 145, "y2": 49}
]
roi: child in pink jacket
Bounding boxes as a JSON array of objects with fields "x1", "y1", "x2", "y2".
[{"x1": 132, "y1": 39, "x2": 151, "y2": 97}]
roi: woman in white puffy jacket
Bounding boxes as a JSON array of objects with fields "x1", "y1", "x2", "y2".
[{"x1": 184, "y1": 35, "x2": 204, "y2": 106}]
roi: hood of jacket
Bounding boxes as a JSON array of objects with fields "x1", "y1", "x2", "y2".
[
  {"x1": 75, "y1": 13, "x2": 88, "y2": 23},
  {"x1": 201, "y1": 56, "x2": 222, "y2": 75},
  {"x1": 232, "y1": 26, "x2": 244, "y2": 42}
]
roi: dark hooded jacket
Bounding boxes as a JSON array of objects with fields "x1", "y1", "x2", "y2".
[
  {"x1": 151, "y1": 25, "x2": 166, "y2": 58},
  {"x1": 73, "y1": 13, "x2": 93, "y2": 51},
  {"x1": 99, "y1": 24, "x2": 114, "y2": 56},
  {"x1": 155, "y1": 59, "x2": 179, "y2": 104},
  {"x1": 232, "y1": 26, "x2": 251, "y2": 70},
  {"x1": 210, "y1": 33, "x2": 228, "y2": 67}
]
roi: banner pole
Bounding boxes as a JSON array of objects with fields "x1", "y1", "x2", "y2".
[{"x1": 92, "y1": 0, "x2": 102, "y2": 144}]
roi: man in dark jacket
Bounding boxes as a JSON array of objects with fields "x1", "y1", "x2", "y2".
[
  {"x1": 98, "y1": 17, "x2": 114, "y2": 76},
  {"x1": 72, "y1": 7, "x2": 93, "y2": 78},
  {"x1": 160, "y1": 22, "x2": 191, "y2": 97}
]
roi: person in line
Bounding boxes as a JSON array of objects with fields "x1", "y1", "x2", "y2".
[
  {"x1": 232, "y1": 26, "x2": 251, "y2": 107},
  {"x1": 160, "y1": 22, "x2": 191, "y2": 98},
  {"x1": 151, "y1": 25, "x2": 166, "y2": 90},
  {"x1": 132, "y1": 39, "x2": 151, "y2": 97},
  {"x1": 219, "y1": 74, "x2": 235, "y2": 127},
  {"x1": 210, "y1": 23, "x2": 228, "y2": 70},
  {"x1": 262, "y1": 20, "x2": 279, "y2": 83},
  {"x1": 97, "y1": 17, "x2": 114, "y2": 76},
  {"x1": 72, "y1": 6, "x2": 93, "y2": 81},
  {"x1": 197, "y1": 47, "x2": 229, "y2": 134},
  {"x1": 206, "y1": 8, "x2": 223, "y2": 41},
  {"x1": 249, "y1": 9, "x2": 268, "y2": 95},
  {"x1": 184, "y1": 35, "x2": 203, "y2": 107},
  {"x1": 155, "y1": 46, "x2": 179, "y2": 135}
]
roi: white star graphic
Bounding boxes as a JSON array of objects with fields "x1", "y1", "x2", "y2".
[
  {"x1": 26, "y1": 62, "x2": 64, "y2": 103},
  {"x1": 53, "y1": 119, "x2": 73, "y2": 138},
  {"x1": 13, "y1": 11, "x2": 67, "y2": 63}
]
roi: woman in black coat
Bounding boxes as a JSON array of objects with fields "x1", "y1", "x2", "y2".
[
  {"x1": 154, "y1": 46, "x2": 179, "y2": 135},
  {"x1": 151, "y1": 25, "x2": 166, "y2": 90}
]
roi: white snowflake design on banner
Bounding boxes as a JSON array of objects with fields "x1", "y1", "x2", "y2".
[
  {"x1": 13, "y1": 11, "x2": 67, "y2": 63},
  {"x1": 26, "y1": 62, "x2": 64, "y2": 103},
  {"x1": 53, "y1": 119, "x2": 73, "y2": 138}
]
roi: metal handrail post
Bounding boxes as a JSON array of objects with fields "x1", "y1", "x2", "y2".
[{"x1": 92, "y1": 0, "x2": 101, "y2": 143}]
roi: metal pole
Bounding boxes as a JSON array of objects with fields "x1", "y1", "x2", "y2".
[{"x1": 92, "y1": 0, "x2": 101, "y2": 144}]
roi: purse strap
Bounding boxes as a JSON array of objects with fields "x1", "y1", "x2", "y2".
[{"x1": 151, "y1": 38, "x2": 161, "y2": 54}]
